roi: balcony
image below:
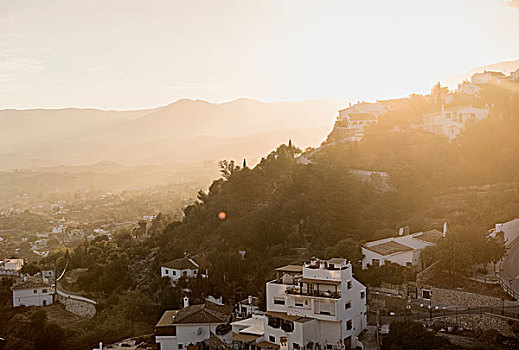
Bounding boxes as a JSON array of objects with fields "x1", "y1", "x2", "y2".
[{"x1": 285, "y1": 285, "x2": 341, "y2": 299}]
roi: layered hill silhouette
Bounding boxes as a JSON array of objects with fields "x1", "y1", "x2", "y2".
[{"x1": 0, "y1": 98, "x2": 339, "y2": 170}]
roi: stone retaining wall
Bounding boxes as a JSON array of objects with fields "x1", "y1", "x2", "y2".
[
  {"x1": 431, "y1": 287, "x2": 516, "y2": 308},
  {"x1": 56, "y1": 294, "x2": 96, "y2": 318},
  {"x1": 423, "y1": 315, "x2": 515, "y2": 338}
]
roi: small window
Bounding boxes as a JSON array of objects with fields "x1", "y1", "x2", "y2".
[
  {"x1": 269, "y1": 336, "x2": 275, "y2": 343},
  {"x1": 347, "y1": 281, "x2": 352, "y2": 289},
  {"x1": 172, "y1": 270, "x2": 176, "y2": 276},
  {"x1": 346, "y1": 320, "x2": 352, "y2": 330},
  {"x1": 33, "y1": 290, "x2": 37, "y2": 294},
  {"x1": 345, "y1": 301, "x2": 351, "y2": 309},
  {"x1": 360, "y1": 291, "x2": 365, "y2": 299},
  {"x1": 326, "y1": 345, "x2": 333, "y2": 350},
  {"x1": 293, "y1": 343, "x2": 300, "y2": 350},
  {"x1": 372, "y1": 259, "x2": 380, "y2": 267},
  {"x1": 42, "y1": 289, "x2": 48, "y2": 293},
  {"x1": 274, "y1": 298, "x2": 285, "y2": 305},
  {"x1": 178, "y1": 344, "x2": 183, "y2": 349},
  {"x1": 406, "y1": 262, "x2": 412, "y2": 267}
]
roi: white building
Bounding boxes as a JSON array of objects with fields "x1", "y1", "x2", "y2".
[
  {"x1": 155, "y1": 300, "x2": 233, "y2": 350},
  {"x1": 361, "y1": 229, "x2": 443, "y2": 270},
  {"x1": 336, "y1": 101, "x2": 391, "y2": 141},
  {"x1": 161, "y1": 257, "x2": 207, "y2": 284},
  {"x1": 1, "y1": 258, "x2": 24, "y2": 272},
  {"x1": 261, "y1": 258, "x2": 367, "y2": 350},
  {"x1": 490, "y1": 218, "x2": 519, "y2": 248},
  {"x1": 11, "y1": 277, "x2": 55, "y2": 307},
  {"x1": 511, "y1": 68, "x2": 519, "y2": 82},
  {"x1": 234, "y1": 295, "x2": 262, "y2": 320},
  {"x1": 422, "y1": 106, "x2": 489, "y2": 140},
  {"x1": 457, "y1": 82, "x2": 482, "y2": 97},
  {"x1": 471, "y1": 71, "x2": 506, "y2": 85}
]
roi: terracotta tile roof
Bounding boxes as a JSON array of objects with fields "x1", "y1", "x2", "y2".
[
  {"x1": 172, "y1": 302, "x2": 232, "y2": 325},
  {"x1": 162, "y1": 257, "x2": 199, "y2": 270},
  {"x1": 366, "y1": 240, "x2": 413, "y2": 256},
  {"x1": 275, "y1": 265, "x2": 302, "y2": 273},
  {"x1": 414, "y1": 229, "x2": 442, "y2": 243}
]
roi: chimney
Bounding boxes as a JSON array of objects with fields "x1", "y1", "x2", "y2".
[
  {"x1": 248, "y1": 295, "x2": 253, "y2": 305},
  {"x1": 183, "y1": 296, "x2": 189, "y2": 308},
  {"x1": 398, "y1": 227, "x2": 404, "y2": 236},
  {"x1": 443, "y1": 222, "x2": 448, "y2": 238}
]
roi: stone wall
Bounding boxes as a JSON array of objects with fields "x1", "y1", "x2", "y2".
[
  {"x1": 423, "y1": 315, "x2": 516, "y2": 338},
  {"x1": 430, "y1": 287, "x2": 516, "y2": 308},
  {"x1": 56, "y1": 294, "x2": 96, "y2": 318},
  {"x1": 416, "y1": 261, "x2": 441, "y2": 287}
]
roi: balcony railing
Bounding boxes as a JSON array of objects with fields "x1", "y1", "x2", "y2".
[{"x1": 285, "y1": 286, "x2": 341, "y2": 299}]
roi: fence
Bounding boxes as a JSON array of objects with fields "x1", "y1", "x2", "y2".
[
  {"x1": 465, "y1": 272, "x2": 500, "y2": 285},
  {"x1": 0, "y1": 270, "x2": 20, "y2": 277},
  {"x1": 56, "y1": 283, "x2": 97, "y2": 305},
  {"x1": 373, "y1": 305, "x2": 519, "y2": 324},
  {"x1": 497, "y1": 274, "x2": 519, "y2": 301}
]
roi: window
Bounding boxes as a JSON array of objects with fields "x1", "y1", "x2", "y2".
[
  {"x1": 372, "y1": 259, "x2": 380, "y2": 267},
  {"x1": 345, "y1": 301, "x2": 351, "y2": 309},
  {"x1": 269, "y1": 336, "x2": 275, "y2": 343},
  {"x1": 406, "y1": 262, "x2": 412, "y2": 267},
  {"x1": 172, "y1": 270, "x2": 176, "y2": 276},
  {"x1": 33, "y1": 290, "x2": 37, "y2": 294},
  {"x1": 42, "y1": 289, "x2": 48, "y2": 293},
  {"x1": 347, "y1": 281, "x2": 352, "y2": 289},
  {"x1": 293, "y1": 343, "x2": 300, "y2": 350},
  {"x1": 346, "y1": 320, "x2": 352, "y2": 330},
  {"x1": 326, "y1": 345, "x2": 333, "y2": 350},
  {"x1": 178, "y1": 344, "x2": 183, "y2": 349},
  {"x1": 295, "y1": 301, "x2": 304, "y2": 307},
  {"x1": 315, "y1": 301, "x2": 335, "y2": 316},
  {"x1": 360, "y1": 291, "x2": 365, "y2": 299},
  {"x1": 274, "y1": 298, "x2": 285, "y2": 305}
]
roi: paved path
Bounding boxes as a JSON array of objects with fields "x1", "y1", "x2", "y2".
[{"x1": 500, "y1": 240, "x2": 519, "y2": 299}]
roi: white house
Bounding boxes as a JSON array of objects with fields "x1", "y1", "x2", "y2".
[
  {"x1": 361, "y1": 229, "x2": 443, "y2": 270},
  {"x1": 155, "y1": 299, "x2": 233, "y2": 350},
  {"x1": 1, "y1": 258, "x2": 24, "y2": 272},
  {"x1": 490, "y1": 218, "x2": 519, "y2": 248},
  {"x1": 234, "y1": 295, "x2": 262, "y2": 320},
  {"x1": 457, "y1": 82, "x2": 482, "y2": 97},
  {"x1": 11, "y1": 277, "x2": 55, "y2": 307},
  {"x1": 260, "y1": 258, "x2": 367, "y2": 350},
  {"x1": 471, "y1": 71, "x2": 506, "y2": 85},
  {"x1": 335, "y1": 101, "x2": 392, "y2": 141},
  {"x1": 422, "y1": 106, "x2": 489, "y2": 140},
  {"x1": 160, "y1": 257, "x2": 208, "y2": 284},
  {"x1": 511, "y1": 68, "x2": 519, "y2": 82}
]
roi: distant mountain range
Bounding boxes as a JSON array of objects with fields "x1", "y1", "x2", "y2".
[{"x1": 0, "y1": 98, "x2": 340, "y2": 170}]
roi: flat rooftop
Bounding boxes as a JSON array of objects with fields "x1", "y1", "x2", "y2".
[{"x1": 365, "y1": 240, "x2": 412, "y2": 255}]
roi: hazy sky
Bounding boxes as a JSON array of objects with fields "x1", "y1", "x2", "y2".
[{"x1": 1, "y1": 0, "x2": 519, "y2": 110}]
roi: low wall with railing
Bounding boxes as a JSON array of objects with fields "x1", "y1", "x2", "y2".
[
  {"x1": 56, "y1": 285, "x2": 97, "y2": 318},
  {"x1": 0, "y1": 270, "x2": 20, "y2": 277}
]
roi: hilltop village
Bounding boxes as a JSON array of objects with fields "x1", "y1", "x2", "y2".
[{"x1": 1, "y1": 69, "x2": 519, "y2": 350}]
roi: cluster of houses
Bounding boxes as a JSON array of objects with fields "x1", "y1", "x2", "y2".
[
  {"x1": 156, "y1": 258, "x2": 367, "y2": 350},
  {"x1": 333, "y1": 68, "x2": 519, "y2": 142},
  {"x1": 154, "y1": 221, "x2": 457, "y2": 350}
]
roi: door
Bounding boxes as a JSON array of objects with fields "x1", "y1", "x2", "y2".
[{"x1": 42, "y1": 299, "x2": 47, "y2": 306}]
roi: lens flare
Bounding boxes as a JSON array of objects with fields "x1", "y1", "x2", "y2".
[{"x1": 218, "y1": 211, "x2": 227, "y2": 220}]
